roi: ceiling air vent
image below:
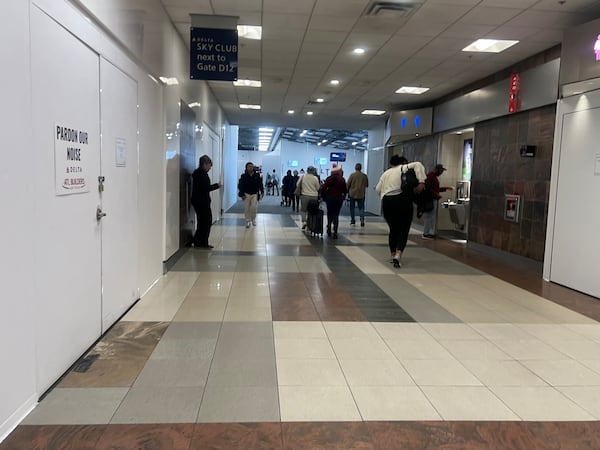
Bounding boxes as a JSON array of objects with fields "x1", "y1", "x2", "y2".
[{"x1": 362, "y1": 1, "x2": 418, "y2": 18}]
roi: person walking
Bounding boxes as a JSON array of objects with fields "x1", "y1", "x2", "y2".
[
  {"x1": 375, "y1": 155, "x2": 426, "y2": 268},
  {"x1": 295, "y1": 166, "x2": 320, "y2": 230},
  {"x1": 191, "y1": 154, "x2": 222, "y2": 249},
  {"x1": 238, "y1": 162, "x2": 264, "y2": 228},
  {"x1": 270, "y1": 169, "x2": 280, "y2": 196},
  {"x1": 422, "y1": 164, "x2": 453, "y2": 239},
  {"x1": 291, "y1": 169, "x2": 300, "y2": 212},
  {"x1": 320, "y1": 165, "x2": 347, "y2": 239},
  {"x1": 346, "y1": 162, "x2": 369, "y2": 227}
]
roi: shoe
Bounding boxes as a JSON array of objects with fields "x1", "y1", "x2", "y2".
[
  {"x1": 302, "y1": 223, "x2": 306, "y2": 230},
  {"x1": 332, "y1": 233, "x2": 338, "y2": 239},
  {"x1": 360, "y1": 220, "x2": 365, "y2": 227},
  {"x1": 350, "y1": 220, "x2": 356, "y2": 225},
  {"x1": 327, "y1": 229, "x2": 331, "y2": 237},
  {"x1": 252, "y1": 220, "x2": 256, "y2": 226},
  {"x1": 422, "y1": 234, "x2": 435, "y2": 240},
  {"x1": 392, "y1": 256, "x2": 401, "y2": 268},
  {"x1": 246, "y1": 221, "x2": 251, "y2": 228}
]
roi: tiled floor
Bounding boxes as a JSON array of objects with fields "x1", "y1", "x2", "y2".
[{"x1": 3, "y1": 205, "x2": 600, "y2": 449}]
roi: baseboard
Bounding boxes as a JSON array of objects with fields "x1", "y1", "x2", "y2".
[{"x1": 0, "y1": 394, "x2": 37, "y2": 444}]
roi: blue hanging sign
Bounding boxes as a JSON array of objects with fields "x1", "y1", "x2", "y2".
[{"x1": 190, "y1": 27, "x2": 238, "y2": 81}]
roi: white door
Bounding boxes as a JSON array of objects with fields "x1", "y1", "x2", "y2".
[
  {"x1": 99, "y1": 58, "x2": 139, "y2": 331},
  {"x1": 550, "y1": 106, "x2": 600, "y2": 298},
  {"x1": 205, "y1": 126, "x2": 223, "y2": 220},
  {"x1": 31, "y1": 7, "x2": 102, "y2": 393}
]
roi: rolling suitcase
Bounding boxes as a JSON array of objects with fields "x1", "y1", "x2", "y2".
[{"x1": 307, "y1": 208, "x2": 324, "y2": 237}]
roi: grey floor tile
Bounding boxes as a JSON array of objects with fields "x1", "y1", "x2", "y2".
[
  {"x1": 213, "y1": 337, "x2": 276, "y2": 360},
  {"x1": 149, "y1": 337, "x2": 217, "y2": 360},
  {"x1": 198, "y1": 386, "x2": 280, "y2": 422},
  {"x1": 162, "y1": 322, "x2": 221, "y2": 340},
  {"x1": 22, "y1": 388, "x2": 128, "y2": 425},
  {"x1": 219, "y1": 321, "x2": 274, "y2": 338},
  {"x1": 133, "y1": 358, "x2": 211, "y2": 387},
  {"x1": 111, "y1": 386, "x2": 204, "y2": 423},
  {"x1": 207, "y1": 358, "x2": 278, "y2": 387}
]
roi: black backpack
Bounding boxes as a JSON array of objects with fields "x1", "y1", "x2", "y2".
[{"x1": 401, "y1": 166, "x2": 419, "y2": 193}]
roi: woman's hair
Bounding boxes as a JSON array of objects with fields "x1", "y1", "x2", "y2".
[
  {"x1": 307, "y1": 166, "x2": 317, "y2": 175},
  {"x1": 390, "y1": 155, "x2": 408, "y2": 166}
]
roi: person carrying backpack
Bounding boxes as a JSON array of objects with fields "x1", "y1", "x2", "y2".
[{"x1": 375, "y1": 155, "x2": 426, "y2": 268}]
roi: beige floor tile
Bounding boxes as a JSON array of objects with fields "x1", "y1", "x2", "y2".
[
  {"x1": 461, "y1": 360, "x2": 547, "y2": 386},
  {"x1": 339, "y1": 359, "x2": 415, "y2": 386},
  {"x1": 402, "y1": 359, "x2": 482, "y2": 386},
  {"x1": 277, "y1": 359, "x2": 346, "y2": 386},
  {"x1": 278, "y1": 386, "x2": 361, "y2": 421},
  {"x1": 351, "y1": 386, "x2": 441, "y2": 420},
  {"x1": 520, "y1": 359, "x2": 600, "y2": 386},
  {"x1": 275, "y1": 338, "x2": 336, "y2": 359}
]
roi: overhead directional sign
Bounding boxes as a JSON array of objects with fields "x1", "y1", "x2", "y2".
[{"x1": 190, "y1": 27, "x2": 238, "y2": 81}]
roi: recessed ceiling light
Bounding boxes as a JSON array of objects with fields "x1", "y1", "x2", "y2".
[
  {"x1": 353, "y1": 48, "x2": 365, "y2": 55},
  {"x1": 316, "y1": 98, "x2": 325, "y2": 103},
  {"x1": 237, "y1": 25, "x2": 262, "y2": 40},
  {"x1": 329, "y1": 79, "x2": 340, "y2": 85},
  {"x1": 462, "y1": 39, "x2": 519, "y2": 53},
  {"x1": 233, "y1": 79, "x2": 262, "y2": 87},
  {"x1": 259, "y1": 127, "x2": 274, "y2": 132},
  {"x1": 361, "y1": 138, "x2": 368, "y2": 143},
  {"x1": 306, "y1": 111, "x2": 313, "y2": 116},
  {"x1": 159, "y1": 76, "x2": 179, "y2": 85},
  {"x1": 395, "y1": 86, "x2": 430, "y2": 94},
  {"x1": 361, "y1": 109, "x2": 386, "y2": 115},
  {"x1": 188, "y1": 102, "x2": 201, "y2": 108},
  {"x1": 287, "y1": 110, "x2": 295, "y2": 114},
  {"x1": 239, "y1": 104, "x2": 261, "y2": 110}
]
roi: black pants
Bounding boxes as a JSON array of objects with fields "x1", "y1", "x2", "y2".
[
  {"x1": 193, "y1": 203, "x2": 212, "y2": 247},
  {"x1": 325, "y1": 197, "x2": 344, "y2": 233},
  {"x1": 382, "y1": 194, "x2": 413, "y2": 254}
]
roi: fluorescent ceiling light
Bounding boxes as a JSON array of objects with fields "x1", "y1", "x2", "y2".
[
  {"x1": 316, "y1": 98, "x2": 324, "y2": 103},
  {"x1": 237, "y1": 25, "x2": 262, "y2": 40},
  {"x1": 287, "y1": 110, "x2": 295, "y2": 114},
  {"x1": 159, "y1": 76, "x2": 179, "y2": 85},
  {"x1": 361, "y1": 138, "x2": 368, "y2": 143},
  {"x1": 353, "y1": 48, "x2": 365, "y2": 54},
  {"x1": 329, "y1": 79, "x2": 340, "y2": 85},
  {"x1": 462, "y1": 39, "x2": 519, "y2": 53},
  {"x1": 361, "y1": 109, "x2": 386, "y2": 115},
  {"x1": 239, "y1": 104, "x2": 261, "y2": 109},
  {"x1": 188, "y1": 102, "x2": 201, "y2": 108},
  {"x1": 395, "y1": 86, "x2": 430, "y2": 94},
  {"x1": 306, "y1": 111, "x2": 313, "y2": 115},
  {"x1": 233, "y1": 79, "x2": 262, "y2": 87},
  {"x1": 259, "y1": 127, "x2": 274, "y2": 132}
]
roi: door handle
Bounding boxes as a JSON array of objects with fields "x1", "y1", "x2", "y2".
[{"x1": 96, "y1": 206, "x2": 107, "y2": 221}]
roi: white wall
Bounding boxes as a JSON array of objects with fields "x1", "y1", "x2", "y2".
[
  {"x1": 0, "y1": 0, "x2": 233, "y2": 438},
  {"x1": 544, "y1": 91, "x2": 600, "y2": 298},
  {"x1": 0, "y1": 0, "x2": 38, "y2": 439}
]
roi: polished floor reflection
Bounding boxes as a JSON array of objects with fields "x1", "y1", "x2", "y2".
[{"x1": 3, "y1": 208, "x2": 600, "y2": 449}]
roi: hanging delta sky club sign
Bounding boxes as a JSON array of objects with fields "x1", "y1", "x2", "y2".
[
  {"x1": 55, "y1": 124, "x2": 90, "y2": 195},
  {"x1": 190, "y1": 27, "x2": 238, "y2": 81}
]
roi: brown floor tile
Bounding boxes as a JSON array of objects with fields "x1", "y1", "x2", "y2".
[
  {"x1": 91, "y1": 322, "x2": 169, "y2": 360},
  {"x1": 58, "y1": 358, "x2": 146, "y2": 388},
  {"x1": 94, "y1": 424, "x2": 194, "y2": 450},
  {"x1": 315, "y1": 306, "x2": 367, "y2": 321},
  {"x1": 366, "y1": 421, "x2": 600, "y2": 450},
  {"x1": 0, "y1": 425, "x2": 105, "y2": 450},
  {"x1": 271, "y1": 302, "x2": 320, "y2": 321},
  {"x1": 190, "y1": 423, "x2": 283, "y2": 450},
  {"x1": 281, "y1": 422, "x2": 375, "y2": 450}
]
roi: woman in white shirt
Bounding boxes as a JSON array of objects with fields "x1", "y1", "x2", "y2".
[
  {"x1": 376, "y1": 155, "x2": 426, "y2": 268},
  {"x1": 295, "y1": 166, "x2": 321, "y2": 229}
]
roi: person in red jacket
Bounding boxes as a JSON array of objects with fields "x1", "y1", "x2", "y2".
[
  {"x1": 422, "y1": 164, "x2": 453, "y2": 239},
  {"x1": 320, "y1": 165, "x2": 347, "y2": 239}
]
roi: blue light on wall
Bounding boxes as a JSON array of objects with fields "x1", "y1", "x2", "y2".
[
  {"x1": 414, "y1": 115, "x2": 421, "y2": 128},
  {"x1": 401, "y1": 117, "x2": 407, "y2": 128}
]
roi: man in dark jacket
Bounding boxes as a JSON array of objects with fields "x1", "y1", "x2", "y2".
[
  {"x1": 238, "y1": 162, "x2": 264, "y2": 228},
  {"x1": 422, "y1": 163, "x2": 453, "y2": 239},
  {"x1": 191, "y1": 155, "x2": 222, "y2": 249}
]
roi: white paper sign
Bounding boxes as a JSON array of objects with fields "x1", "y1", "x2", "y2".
[
  {"x1": 55, "y1": 124, "x2": 90, "y2": 195},
  {"x1": 115, "y1": 137, "x2": 127, "y2": 167}
]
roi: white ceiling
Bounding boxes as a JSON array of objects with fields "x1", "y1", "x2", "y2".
[{"x1": 80, "y1": 0, "x2": 600, "y2": 132}]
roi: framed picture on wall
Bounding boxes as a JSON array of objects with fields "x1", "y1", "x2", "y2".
[{"x1": 504, "y1": 194, "x2": 520, "y2": 222}]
